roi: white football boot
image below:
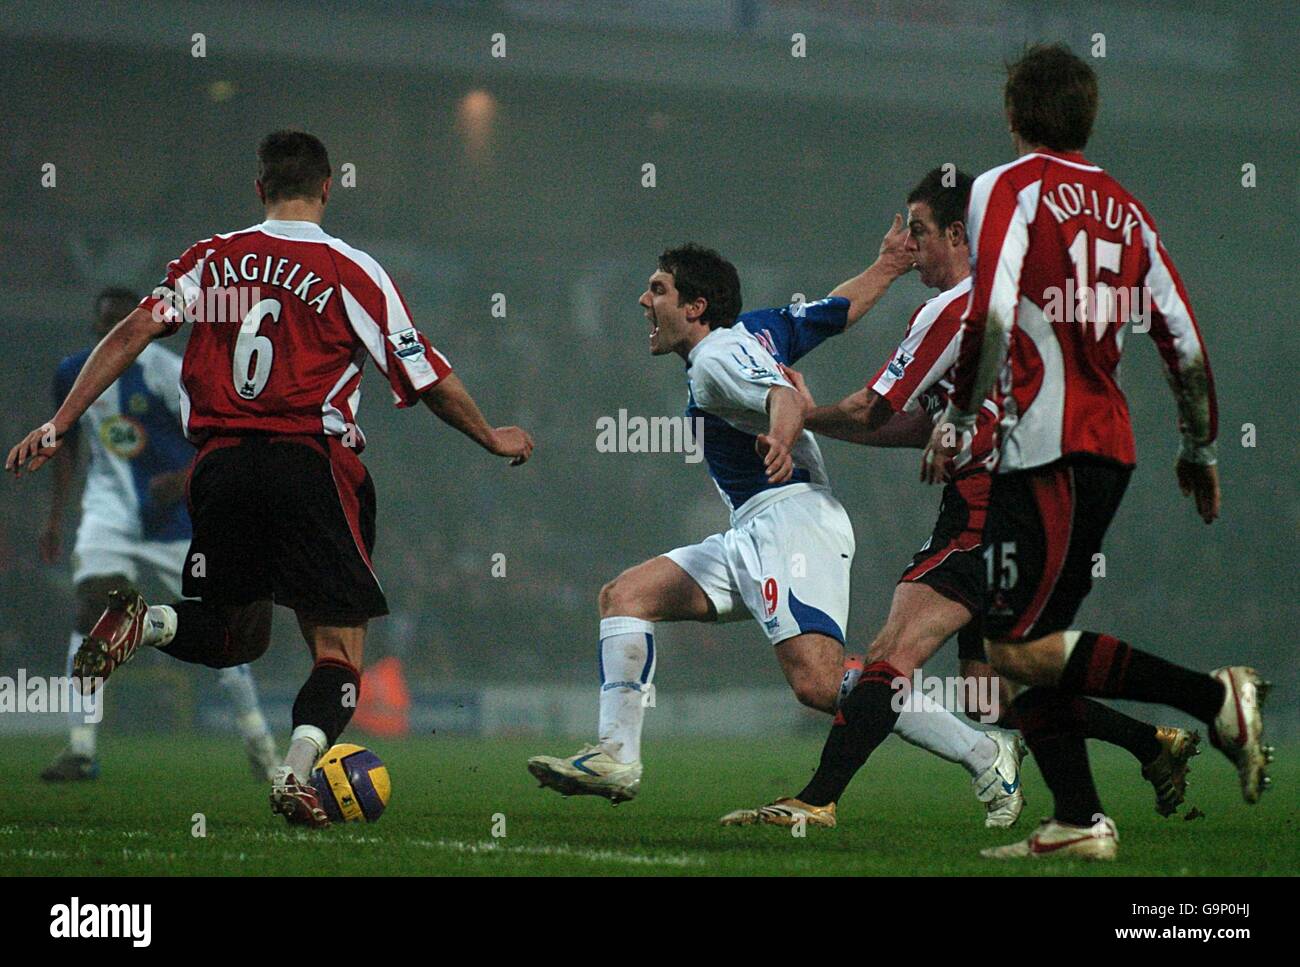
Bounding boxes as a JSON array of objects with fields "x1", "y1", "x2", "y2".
[
  {"x1": 1208, "y1": 666, "x2": 1272, "y2": 804},
  {"x1": 982, "y1": 815, "x2": 1118, "y2": 861},
  {"x1": 972, "y1": 731, "x2": 1027, "y2": 828},
  {"x1": 527, "y1": 745, "x2": 642, "y2": 804}
]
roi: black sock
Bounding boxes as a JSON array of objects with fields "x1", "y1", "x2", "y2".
[
  {"x1": 796, "y1": 662, "x2": 903, "y2": 807},
  {"x1": 1059, "y1": 631, "x2": 1225, "y2": 724},
  {"x1": 292, "y1": 659, "x2": 360, "y2": 748},
  {"x1": 1012, "y1": 688, "x2": 1103, "y2": 827},
  {"x1": 1076, "y1": 697, "x2": 1161, "y2": 765},
  {"x1": 158, "y1": 600, "x2": 230, "y2": 668}
]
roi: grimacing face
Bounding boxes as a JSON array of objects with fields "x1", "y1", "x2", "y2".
[
  {"x1": 639, "y1": 269, "x2": 701, "y2": 356},
  {"x1": 905, "y1": 200, "x2": 952, "y2": 290}
]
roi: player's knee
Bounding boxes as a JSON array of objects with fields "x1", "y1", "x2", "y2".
[
  {"x1": 599, "y1": 573, "x2": 647, "y2": 618},
  {"x1": 597, "y1": 577, "x2": 621, "y2": 615},
  {"x1": 791, "y1": 675, "x2": 836, "y2": 714}
]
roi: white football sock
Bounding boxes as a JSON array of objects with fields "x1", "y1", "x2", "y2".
[
  {"x1": 142, "y1": 604, "x2": 177, "y2": 648},
  {"x1": 65, "y1": 631, "x2": 99, "y2": 756},
  {"x1": 217, "y1": 665, "x2": 271, "y2": 741},
  {"x1": 284, "y1": 725, "x2": 327, "y2": 781},
  {"x1": 597, "y1": 616, "x2": 655, "y2": 764},
  {"x1": 893, "y1": 692, "x2": 998, "y2": 777}
]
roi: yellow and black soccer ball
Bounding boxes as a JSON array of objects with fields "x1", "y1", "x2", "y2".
[{"x1": 309, "y1": 744, "x2": 392, "y2": 823}]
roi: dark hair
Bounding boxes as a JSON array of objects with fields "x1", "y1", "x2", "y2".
[
  {"x1": 907, "y1": 167, "x2": 975, "y2": 232},
  {"x1": 1004, "y1": 43, "x2": 1098, "y2": 151},
  {"x1": 256, "y1": 130, "x2": 332, "y2": 203},
  {"x1": 657, "y1": 243, "x2": 742, "y2": 329}
]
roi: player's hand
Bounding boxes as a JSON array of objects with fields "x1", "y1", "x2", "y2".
[
  {"x1": 39, "y1": 522, "x2": 61, "y2": 564},
  {"x1": 5, "y1": 422, "x2": 62, "y2": 477},
  {"x1": 779, "y1": 365, "x2": 815, "y2": 409},
  {"x1": 756, "y1": 433, "x2": 794, "y2": 484},
  {"x1": 1176, "y1": 459, "x2": 1220, "y2": 524},
  {"x1": 149, "y1": 469, "x2": 189, "y2": 506},
  {"x1": 920, "y1": 419, "x2": 959, "y2": 485},
  {"x1": 489, "y1": 426, "x2": 535, "y2": 466},
  {"x1": 876, "y1": 212, "x2": 915, "y2": 279}
]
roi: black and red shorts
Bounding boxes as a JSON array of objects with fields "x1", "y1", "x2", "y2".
[
  {"x1": 982, "y1": 456, "x2": 1131, "y2": 643},
  {"x1": 183, "y1": 434, "x2": 389, "y2": 623},
  {"x1": 899, "y1": 470, "x2": 990, "y2": 616}
]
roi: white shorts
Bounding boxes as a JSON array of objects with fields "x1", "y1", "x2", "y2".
[
  {"x1": 72, "y1": 515, "x2": 188, "y2": 598},
  {"x1": 664, "y1": 485, "x2": 855, "y2": 646}
]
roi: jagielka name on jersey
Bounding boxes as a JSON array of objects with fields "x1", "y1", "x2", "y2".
[
  {"x1": 139, "y1": 219, "x2": 452, "y2": 451},
  {"x1": 200, "y1": 251, "x2": 337, "y2": 314}
]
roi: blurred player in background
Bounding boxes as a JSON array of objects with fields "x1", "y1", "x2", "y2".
[
  {"x1": 529, "y1": 238, "x2": 1026, "y2": 826},
  {"x1": 39, "y1": 286, "x2": 276, "y2": 782},
  {"x1": 906, "y1": 44, "x2": 1268, "y2": 859},
  {"x1": 725, "y1": 168, "x2": 1197, "y2": 830},
  {"x1": 8, "y1": 131, "x2": 534, "y2": 827}
]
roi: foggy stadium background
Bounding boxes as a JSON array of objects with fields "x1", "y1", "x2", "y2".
[{"x1": 0, "y1": 0, "x2": 1295, "y2": 739}]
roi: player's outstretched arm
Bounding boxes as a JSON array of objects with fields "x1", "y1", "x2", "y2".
[
  {"x1": 829, "y1": 213, "x2": 914, "y2": 328},
  {"x1": 784, "y1": 365, "x2": 929, "y2": 447},
  {"x1": 420, "y1": 373, "x2": 534, "y2": 466},
  {"x1": 7, "y1": 307, "x2": 163, "y2": 476}
]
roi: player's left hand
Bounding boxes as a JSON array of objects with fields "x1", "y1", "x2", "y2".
[
  {"x1": 1176, "y1": 458, "x2": 1220, "y2": 524},
  {"x1": 756, "y1": 433, "x2": 794, "y2": 484},
  {"x1": 149, "y1": 469, "x2": 189, "y2": 506},
  {"x1": 920, "y1": 419, "x2": 959, "y2": 485},
  {"x1": 5, "y1": 422, "x2": 62, "y2": 477},
  {"x1": 876, "y1": 212, "x2": 915, "y2": 279}
]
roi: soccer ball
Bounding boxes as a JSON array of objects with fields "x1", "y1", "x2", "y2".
[{"x1": 309, "y1": 743, "x2": 391, "y2": 823}]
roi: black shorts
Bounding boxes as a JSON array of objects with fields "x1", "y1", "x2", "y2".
[
  {"x1": 183, "y1": 434, "x2": 389, "y2": 623},
  {"x1": 982, "y1": 457, "x2": 1131, "y2": 643},
  {"x1": 899, "y1": 471, "x2": 990, "y2": 616}
]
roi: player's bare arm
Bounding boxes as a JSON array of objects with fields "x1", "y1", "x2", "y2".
[
  {"x1": 755, "y1": 385, "x2": 804, "y2": 483},
  {"x1": 7, "y1": 307, "x2": 166, "y2": 476},
  {"x1": 782, "y1": 365, "x2": 927, "y2": 447},
  {"x1": 829, "y1": 213, "x2": 914, "y2": 328},
  {"x1": 420, "y1": 372, "x2": 535, "y2": 466}
]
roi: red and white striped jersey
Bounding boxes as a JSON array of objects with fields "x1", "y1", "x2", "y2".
[
  {"x1": 140, "y1": 219, "x2": 451, "y2": 450},
  {"x1": 949, "y1": 150, "x2": 1216, "y2": 471},
  {"x1": 870, "y1": 277, "x2": 1000, "y2": 475}
]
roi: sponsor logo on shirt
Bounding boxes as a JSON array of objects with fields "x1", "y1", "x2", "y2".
[
  {"x1": 98, "y1": 416, "x2": 147, "y2": 459},
  {"x1": 731, "y1": 346, "x2": 780, "y2": 384},
  {"x1": 389, "y1": 328, "x2": 425, "y2": 360},
  {"x1": 887, "y1": 349, "x2": 914, "y2": 380}
]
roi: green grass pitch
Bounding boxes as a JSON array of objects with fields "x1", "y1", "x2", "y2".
[{"x1": 4, "y1": 734, "x2": 1295, "y2": 876}]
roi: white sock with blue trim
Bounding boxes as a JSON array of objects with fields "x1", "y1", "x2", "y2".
[
  {"x1": 597, "y1": 616, "x2": 655, "y2": 764},
  {"x1": 893, "y1": 695, "x2": 997, "y2": 776}
]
